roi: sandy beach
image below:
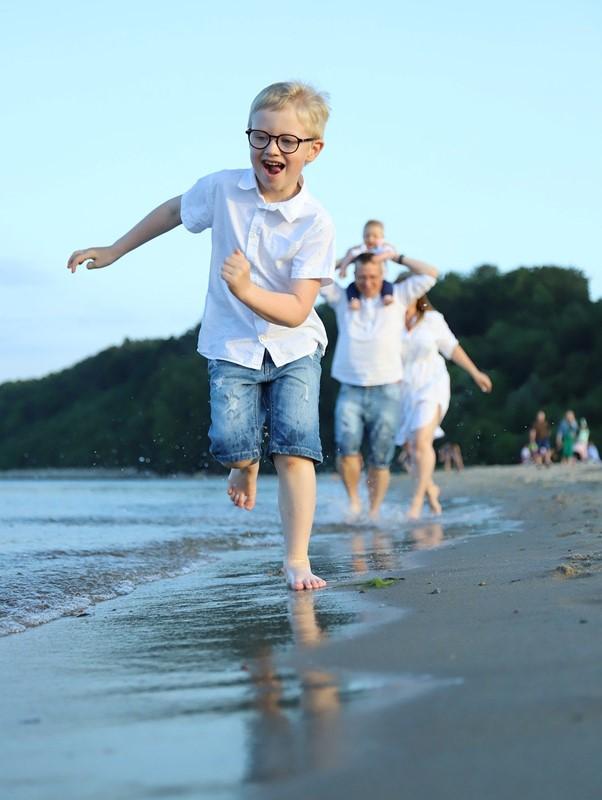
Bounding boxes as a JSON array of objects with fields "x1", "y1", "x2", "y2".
[{"x1": 1, "y1": 464, "x2": 601, "y2": 799}]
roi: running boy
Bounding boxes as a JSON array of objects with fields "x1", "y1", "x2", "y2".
[
  {"x1": 67, "y1": 82, "x2": 335, "y2": 591},
  {"x1": 337, "y1": 220, "x2": 396, "y2": 309}
]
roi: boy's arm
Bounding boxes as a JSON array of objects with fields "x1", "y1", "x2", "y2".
[
  {"x1": 67, "y1": 196, "x2": 182, "y2": 273},
  {"x1": 222, "y1": 250, "x2": 321, "y2": 327}
]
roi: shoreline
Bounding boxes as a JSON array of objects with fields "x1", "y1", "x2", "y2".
[
  {"x1": 1, "y1": 465, "x2": 601, "y2": 799},
  {"x1": 266, "y1": 463, "x2": 602, "y2": 799}
]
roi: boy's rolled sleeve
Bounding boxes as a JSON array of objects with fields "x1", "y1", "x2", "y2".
[
  {"x1": 290, "y1": 218, "x2": 336, "y2": 286},
  {"x1": 180, "y1": 173, "x2": 217, "y2": 233}
]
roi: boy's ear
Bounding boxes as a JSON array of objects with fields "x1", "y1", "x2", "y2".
[{"x1": 305, "y1": 139, "x2": 324, "y2": 164}]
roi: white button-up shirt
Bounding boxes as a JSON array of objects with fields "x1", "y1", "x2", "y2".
[
  {"x1": 321, "y1": 273, "x2": 437, "y2": 386},
  {"x1": 180, "y1": 169, "x2": 335, "y2": 369}
]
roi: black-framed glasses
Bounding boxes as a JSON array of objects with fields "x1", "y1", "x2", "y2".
[{"x1": 245, "y1": 128, "x2": 317, "y2": 154}]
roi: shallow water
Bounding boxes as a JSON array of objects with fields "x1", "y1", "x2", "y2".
[
  {"x1": 0, "y1": 475, "x2": 520, "y2": 637},
  {"x1": 0, "y1": 475, "x2": 519, "y2": 799}
]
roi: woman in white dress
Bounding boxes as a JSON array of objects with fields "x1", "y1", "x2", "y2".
[{"x1": 396, "y1": 294, "x2": 492, "y2": 519}]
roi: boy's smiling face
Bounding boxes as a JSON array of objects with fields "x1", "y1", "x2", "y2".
[{"x1": 248, "y1": 105, "x2": 323, "y2": 203}]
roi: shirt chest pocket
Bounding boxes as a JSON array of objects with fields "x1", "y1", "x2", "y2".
[{"x1": 261, "y1": 231, "x2": 301, "y2": 267}]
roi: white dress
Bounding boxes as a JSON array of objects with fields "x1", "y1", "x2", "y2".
[{"x1": 395, "y1": 310, "x2": 459, "y2": 446}]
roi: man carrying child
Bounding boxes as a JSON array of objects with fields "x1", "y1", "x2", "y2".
[{"x1": 321, "y1": 248, "x2": 439, "y2": 520}]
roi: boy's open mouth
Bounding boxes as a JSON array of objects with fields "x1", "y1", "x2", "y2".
[{"x1": 262, "y1": 160, "x2": 285, "y2": 176}]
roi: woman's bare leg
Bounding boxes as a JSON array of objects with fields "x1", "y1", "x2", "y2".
[{"x1": 407, "y1": 412, "x2": 441, "y2": 520}]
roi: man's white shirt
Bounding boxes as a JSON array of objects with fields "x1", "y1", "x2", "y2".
[
  {"x1": 180, "y1": 168, "x2": 335, "y2": 369},
  {"x1": 321, "y1": 274, "x2": 436, "y2": 386}
]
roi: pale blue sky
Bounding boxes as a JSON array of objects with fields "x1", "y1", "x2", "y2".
[{"x1": 1, "y1": 0, "x2": 600, "y2": 382}]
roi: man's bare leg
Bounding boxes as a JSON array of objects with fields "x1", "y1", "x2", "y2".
[
  {"x1": 367, "y1": 466, "x2": 390, "y2": 520},
  {"x1": 226, "y1": 459, "x2": 260, "y2": 510},
  {"x1": 338, "y1": 454, "x2": 363, "y2": 517},
  {"x1": 407, "y1": 413, "x2": 441, "y2": 520},
  {"x1": 274, "y1": 454, "x2": 326, "y2": 591}
]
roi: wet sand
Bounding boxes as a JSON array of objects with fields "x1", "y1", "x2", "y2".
[
  {"x1": 2, "y1": 464, "x2": 602, "y2": 799},
  {"x1": 255, "y1": 464, "x2": 602, "y2": 800}
]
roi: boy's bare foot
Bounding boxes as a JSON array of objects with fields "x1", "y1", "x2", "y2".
[
  {"x1": 426, "y1": 484, "x2": 442, "y2": 515},
  {"x1": 227, "y1": 462, "x2": 259, "y2": 510},
  {"x1": 406, "y1": 497, "x2": 423, "y2": 521},
  {"x1": 348, "y1": 298, "x2": 361, "y2": 311},
  {"x1": 285, "y1": 559, "x2": 327, "y2": 591},
  {"x1": 382, "y1": 294, "x2": 394, "y2": 305}
]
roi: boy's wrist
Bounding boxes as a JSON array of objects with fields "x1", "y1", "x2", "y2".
[
  {"x1": 110, "y1": 242, "x2": 127, "y2": 260},
  {"x1": 233, "y1": 279, "x2": 254, "y2": 304}
]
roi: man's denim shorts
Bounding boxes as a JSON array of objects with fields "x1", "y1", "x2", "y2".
[
  {"x1": 207, "y1": 349, "x2": 323, "y2": 465},
  {"x1": 335, "y1": 382, "x2": 402, "y2": 468}
]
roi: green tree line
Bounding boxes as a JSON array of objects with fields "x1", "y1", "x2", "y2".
[{"x1": 0, "y1": 265, "x2": 599, "y2": 473}]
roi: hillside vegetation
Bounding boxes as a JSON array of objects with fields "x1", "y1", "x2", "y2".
[{"x1": 1, "y1": 265, "x2": 599, "y2": 473}]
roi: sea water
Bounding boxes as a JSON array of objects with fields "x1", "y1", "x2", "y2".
[
  {"x1": 0, "y1": 475, "x2": 519, "y2": 799},
  {"x1": 0, "y1": 475, "x2": 518, "y2": 637}
]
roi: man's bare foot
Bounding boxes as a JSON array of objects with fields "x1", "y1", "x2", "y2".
[
  {"x1": 284, "y1": 559, "x2": 327, "y2": 591},
  {"x1": 227, "y1": 462, "x2": 259, "y2": 510},
  {"x1": 426, "y1": 484, "x2": 442, "y2": 515},
  {"x1": 368, "y1": 506, "x2": 381, "y2": 522},
  {"x1": 344, "y1": 497, "x2": 362, "y2": 523},
  {"x1": 406, "y1": 497, "x2": 423, "y2": 521}
]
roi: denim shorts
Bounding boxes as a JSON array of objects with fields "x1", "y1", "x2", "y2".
[
  {"x1": 335, "y1": 382, "x2": 402, "y2": 468},
  {"x1": 207, "y1": 349, "x2": 323, "y2": 464}
]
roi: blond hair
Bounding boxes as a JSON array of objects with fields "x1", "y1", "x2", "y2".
[
  {"x1": 248, "y1": 81, "x2": 330, "y2": 138},
  {"x1": 364, "y1": 219, "x2": 385, "y2": 232}
]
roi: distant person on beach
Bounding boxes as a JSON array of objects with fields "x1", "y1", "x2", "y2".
[
  {"x1": 438, "y1": 441, "x2": 464, "y2": 471},
  {"x1": 556, "y1": 410, "x2": 578, "y2": 464},
  {"x1": 530, "y1": 410, "x2": 552, "y2": 466},
  {"x1": 67, "y1": 81, "x2": 335, "y2": 591},
  {"x1": 573, "y1": 417, "x2": 590, "y2": 461},
  {"x1": 336, "y1": 220, "x2": 396, "y2": 310},
  {"x1": 321, "y1": 251, "x2": 438, "y2": 520},
  {"x1": 520, "y1": 443, "x2": 533, "y2": 464},
  {"x1": 395, "y1": 290, "x2": 492, "y2": 519}
]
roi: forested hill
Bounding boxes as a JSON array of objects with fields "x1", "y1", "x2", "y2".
[{"x1": 1, "y1": 265, "x2": 600, "y2": 473}]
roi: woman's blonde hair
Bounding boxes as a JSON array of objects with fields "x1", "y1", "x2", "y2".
[{"x1": 248, "y1": 81, "x2": 331, "y2": 138}]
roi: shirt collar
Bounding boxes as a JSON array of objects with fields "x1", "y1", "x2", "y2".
[{"x1": 237, "y1": 168, "x2": 308, "y2": 223}]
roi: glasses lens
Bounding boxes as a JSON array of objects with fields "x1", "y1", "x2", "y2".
[
  {"x1": 249, "y1": 130, "x2": 269, "y2": 149},
  {"x1": 277, "y1": 135, "x2": 300, "y2": 153}
]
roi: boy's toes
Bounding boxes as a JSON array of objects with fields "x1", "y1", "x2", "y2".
[{"x1": 285, "y1": 562, "x2": 327, "y2": 591}]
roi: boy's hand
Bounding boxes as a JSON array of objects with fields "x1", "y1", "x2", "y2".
[
  {"x1": 67, "y1": 247, "x2": 118, "y2": 273},
  {"x1": 222, "y1": 249, "x2": 252, "y2": 299}
]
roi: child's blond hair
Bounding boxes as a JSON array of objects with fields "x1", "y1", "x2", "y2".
[
  {"x1": 248, "y1": 81, "x2": 330, "y2": 138},
  {"x1": 364, "y1": 219, "x2": 385, "y2": 233}
]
